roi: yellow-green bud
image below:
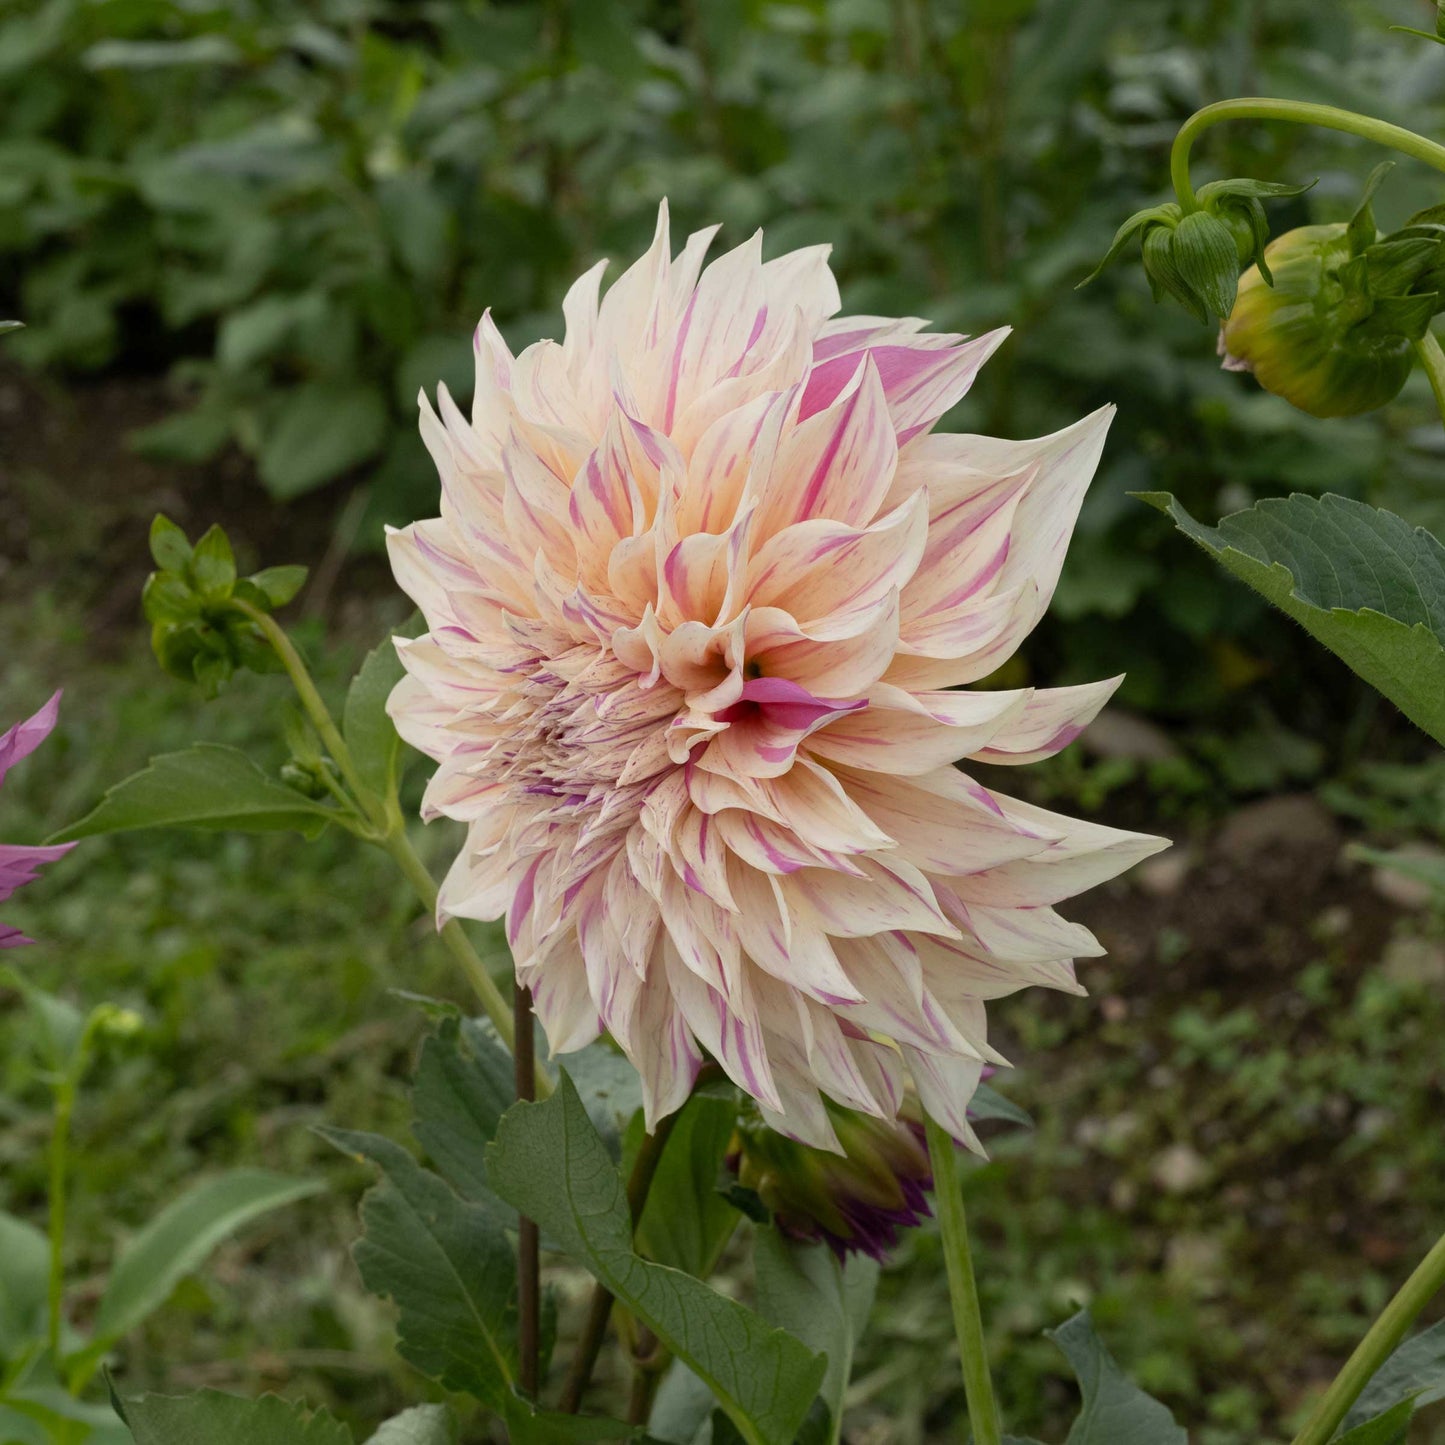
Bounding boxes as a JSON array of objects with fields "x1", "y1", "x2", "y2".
[{"x1": 1220, "y1": 224, "x2": 1419, "y2": 418}]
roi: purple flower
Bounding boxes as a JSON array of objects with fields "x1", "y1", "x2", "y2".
[{"x1": 1, "y1": 692, "x2": 73, "y2": 949}]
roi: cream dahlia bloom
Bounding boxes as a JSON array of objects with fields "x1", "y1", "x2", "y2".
[{"x1": 388, "y1": 203, "x2": 1164, "y2": 1151}]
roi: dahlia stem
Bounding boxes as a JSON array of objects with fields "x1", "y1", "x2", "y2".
[
  {"x1": 515, "y1": 981, "x2": 541, "y2": 1398},
  {"x1": 1169, "y1": 99, "x2": 1445, "y2": 214},
  {"x1": 558, "y1": 1103, "x2": 685, "y2": 1412},
  {"x1": 1413, "y1": 331, "x2": 1445, "y2": 432},
  {"x1": 925, "y1": 1112, "x2": 1003, "y2": 1445},
  {"x1": 46, "y1": 1074, "x2": 75, "y2": 1363},
  {"x1": 1289, "y1": 1228, "x2": 1445, "y2": 1445},
  {"x1": 236, "y1": 600, "x2": 551, "y2": 1094}
]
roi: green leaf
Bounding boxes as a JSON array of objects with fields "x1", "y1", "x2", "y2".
[
  {"x1": 554, "y1": 1041, "x2": 645, "y2": 1156},
  {"x1": 1343, "y1": 1318, "x2": 1445, "y2": 1430},
  {"x1": 0, "y1": 320, "x2": 23, "y2": 335},
  {"x1": 88, "y1": 1170, "x2": 321, "y2": 1350},
  {"x1": 51, "y1": 746, "x2": 340, "y2": 843},
  {"x1": 1046, "y1": 1309, "x2": 1187, "y2": 1445},
  {"x1": 411, "y1": 1016, "x2": 515, "y2": 1209},
  {"x1": 250, "y1": 566, "x2": 309, "y2": 610},
  {"x1": 1, "y1": 968, "x2": 85, "y2": 1072},
  {"x1": 1076, "y1": 203, "x2": 1180, "y2": 288},
  {"x1": 258, "y1": 382, "x2": 389, "y2": 500},
  {"x1": 0, "y1": 1211, "x2": 49, "y2": 1356},
  {"x1": 113, "y1": 1388, "x2": 352, "y2": 1445},
  {"x1": 753, "y1": 1233, "x2": 879, "y2": 1441},
  {"x1": 1335, "y1": 1397, "x2": 1415, "y2": 1445},
  {"x1": 130, "y1": 403, "x2": 235, "y2": 465},
  {"x1": 363, "y1": 1405, "x2": 457, "y2": 1445},
  {"x1": 970, "y1": 1082, "x2": 1035, "y2": 1130},
  {"x1": 318, "y1": 1127, "x2": 518, "y2": 1407},
  {"x1": 148, "y1": 515, "x2": 192, "y2": 573},
  {"x1": 1350, "y1": 163, "x2": 1395, "y2": 255},
  {"x1": 190, "y1": 524, "x2": 237, "y2": 600},
  {"x1": 1197, "y1": 177, "x2": 1316, "y2": 201},
  {"x1": 1348, "y1": 845, "x2": 1445, "y2": 903},
  {"x1": 1138, "y1": 493, "x2": 1445, "y2": 744},
  {"x1": 636, "y1": 1092, "x2": 740, "y2": 1276},
  {"x1": 82, "y1": 36, "x2": 244, "y2": 70},
  {"x1": 486, "y1": 1076, "x2": 827, "y2": 1445},
  {"x1": 343, "y1": 633, "x2": 406, "y2": 802}
]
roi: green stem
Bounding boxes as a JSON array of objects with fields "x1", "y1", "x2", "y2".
[
  {"x1": 925, "y1": 1112, "x2": 1002, "y2": 1445},
  {"x1": 1413, "y1": 330, "x2": 1445, "y2": 431},
  {"x1": 236, "y1": 599, "x2": 549, "y2": 1095},
  {"x1": 1290, "y1": 1229, "x2": 1445, "y2": 1445},
  {"x1": 232, "y1": 602, "x2": 382, "y2": 830},
  {"x1": 384, "y1": 827, "x2": 550, "y2": 1098},
  {"x1": 1170, "y1": 98, "x2": 1445, "y2": 213}
]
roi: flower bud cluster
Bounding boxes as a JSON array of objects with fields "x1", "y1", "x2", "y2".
[{"x1": 142, "y1": 515, "x2": 307, "y2": 696}]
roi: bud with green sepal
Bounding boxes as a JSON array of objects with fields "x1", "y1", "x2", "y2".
[
  {"x1": 1080, "y1": 177, "x2": 1313, "y2": 320},
  {"x1": 1219, "y1": 163, "x2": 1445, "y2": 417},
  {"x1": 727, "y1": 1100, "x2": 935, "y2": 1262},
  {"x1": 142, "y1": 514, "x2": 308, "y2": 696}
]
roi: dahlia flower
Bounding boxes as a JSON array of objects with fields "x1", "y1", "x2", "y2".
[
  {"x1": 1, "y1": 692, "x2": 73, "y2": 949},
  {"x1": 388, "y1": 203, "x2": 1164, "y2": 1151}
]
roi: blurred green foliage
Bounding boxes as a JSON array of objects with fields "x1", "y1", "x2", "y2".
[{"x1": 5, "y1": 0, "x2": 1445, "y2": 725}]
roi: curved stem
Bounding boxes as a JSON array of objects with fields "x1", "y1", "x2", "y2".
[
  {"x1": 558, "y1": 1103, "x2": 686, "y2": 1412},
  {"x1": 1170, "y1": 98, "x2": 1445, "y2": 213},
  {"x1": 1414, "y1": 330, "x2": 1445, "y2": 432},
  {"x1": 925, "y1": 1112, "x2": 1002, "y2": 1445},
  {"x1": 1291, "y1": 1229, "x2": 1445, "y2": 1445}
]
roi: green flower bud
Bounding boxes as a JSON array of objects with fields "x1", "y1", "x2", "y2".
[{"x1": 1219, "y1": 217, "x2": 1442, "y2": 418}]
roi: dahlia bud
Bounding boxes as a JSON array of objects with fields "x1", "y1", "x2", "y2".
[
  {"x1": 1081, "y1": 178, "x2": 1311, "y2": 321},
  {"x1": 728, "y1": 1105, "x2": 933, "y2": 1262},
  {"x1": 1218, "y1": 166, "x2": 1445, "y2": 417}
]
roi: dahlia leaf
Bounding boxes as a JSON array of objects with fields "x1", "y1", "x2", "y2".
[
  {"x1": 1341, "y1": 1318, "x2": 1445, "y2": 1431},
  {"x1": 363, "y1": 1406, "x2": 456, "y2": 1445},
  {"x1": 1139, "y1": 492, "x2": 1445, "y2": 745},
  {"x1": 635, "y1": 1091, "x2": 740, "y2": 1277},
  {"x1": 110, "y1": 1387, "x2": 352, "y2": 1445},
  {"x1": 411, "y1": 1016, "x2": 516, "y2": 1212},
  {"x1": 1046, "y1": 1309, "x2": 1186, "y2": 1445},
  {"x1": 753, "y1": 1233, "x2": 879, "y2": 1442},
  {"x1": 343, "y1": 632, "x2": 407, "y2": 801},
  {"x1": 83, "y1": 1170, "x2": 321, "y2": 1357},
  {"x1": 970, "y1": 1082, "x2": 1034, "y2": 1129},
  {"x1": 50, "y1": 745, "x2": 341, "y2": 843},
  {"x1": 317, "y1": 1127, "x2": 519, "y2": 1408},
  {"x1": 487, "y1": 1076, "x2": 828, "y2": 1445},
  {"x1": 557, "y1": 1042, "x2": 645, "y2": 1157},
  {"x1": 1334, "y1": 1397, "x2": 1415, "y2": 1444}
]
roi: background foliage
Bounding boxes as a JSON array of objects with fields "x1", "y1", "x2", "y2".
[{"x1": 4, "y1": 0, "x2": 1445, "y2": 1442}]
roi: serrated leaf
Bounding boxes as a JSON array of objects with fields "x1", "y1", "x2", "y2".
[
  {"x1": 259, "y1": 381, "x2": 388, "y2": 499},
  {"x1": 1139, "y1": 493, "x2": 1445, "y2": 744},
  {"x1": 486, "y1": 1076, "x2": 826, "y2": 1445},
  {"x1": 970, "y1": 1082, "x2": 1035, "y2": 1129},
  {"x1": 148, "y1": 515, "x2": 192, "y2": 572},
  {"x1": 51, "y1": 746, "x2": 340, "y2": 843},
  {"x1": 1335, "y1": 1396, "x2": 1415, "y2": 1444},
  {"x1": 636, "y1": 1092, "x2": 740, "y2": 1277},
  {"x1": 412, "y1": 1016, "x2": 515, "y2": 1208},
  {"x1": 753, "y1": 1233, "x2": 878, "y2": 1442},
  {"x1": 343, "y1": 633, "x2": 406, "y2": 801},
  {"x1": 1343, "y1": 1318, "x2": 1445, "y2": 1430},
  {"x1": 1047, "y1": 1310, "x2": 1186, "y2": 1445},
  {"x1": 363, "y1": 1405, "x2": 457, "y2": 1445},
  {"x1": 318, "y1": 1127, "x2": 518, "y2": 1407},
  {"x1": 113, "y1": 1388, "x2": 352, "y2": 1445},
  {"x1": 85, "y1": 1171, "x2": 322, "y2": 1356}
]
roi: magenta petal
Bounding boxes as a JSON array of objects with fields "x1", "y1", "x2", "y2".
[{"x1": 0, "y1": 691, "x2": 62, "y2": 786}]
